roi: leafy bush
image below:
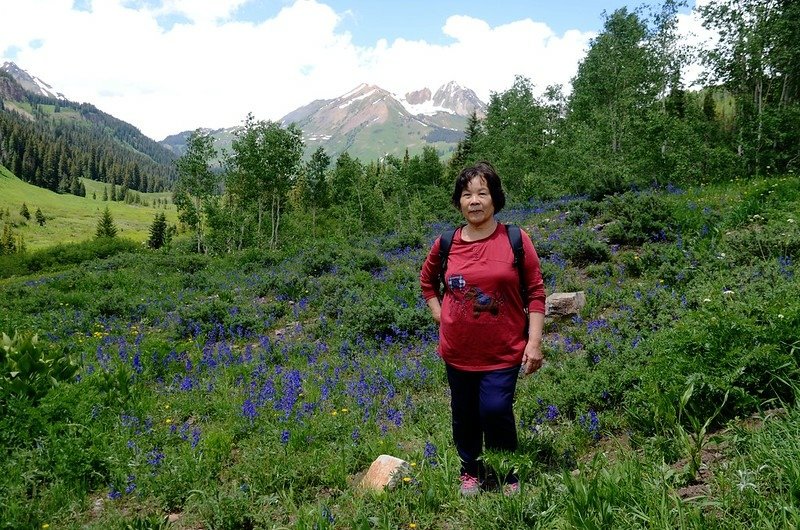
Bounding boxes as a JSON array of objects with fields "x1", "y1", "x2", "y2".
[
  {"x1": 0, "y1": 237, "x2": 140, "y2": 278},
  {"x1": 602, "y1": 191, "x2": 673, "y2": 245},
  {"x1": 562, "y1": 228, "x2": 610, "y2": 266},
  {"x1": 1, "y1": 331, "x2": 78, "y2": 403}
]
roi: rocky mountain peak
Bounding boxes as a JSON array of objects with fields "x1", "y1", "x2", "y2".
[
  {"x1": 432, "y1": 81, "x2": 484, "y2": 117},
  {"x1": 0, "y1": 61, "x2": 67, "y2": 100},
  {"x1": 404, "y1": 88, "x2": 432, "y2": 105}
]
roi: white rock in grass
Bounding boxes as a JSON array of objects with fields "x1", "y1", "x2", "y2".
[
  {"x1": 545, "y1": 291, "x2": 586, "y2": 319},
  {"x1": 359, "y1": 455, "x2": 410, "y2": 491}
]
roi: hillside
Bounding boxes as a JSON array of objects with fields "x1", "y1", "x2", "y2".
[
  {"x1": 0, "y1": 164, "x2": 177, "y2": 250},
  {"x1": 1, "y1": 174, "x2": 799, "y2": 527},
  {"x1": 0, "y1": 62, "x2": 178, "y2": 195}
]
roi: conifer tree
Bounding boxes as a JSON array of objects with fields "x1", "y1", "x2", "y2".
[
  {"x1": 1, "y1": 223, "x2": 16, "y2": 254},
  {"x1": 95, "y1": 207, "x2": 118, "y2": 238},
  {"x1": 148, "y1": 212, "x2": 168, "y2": 249},
  {"x1": 102, "y1": 187, "x2": 108, "y2": 201},
  {"x1": 35, "y1": 207, "x2": 46, "y2": 226},
  {"x1": 20, "y1": 203, "x2": 30, "y2": 220},
  {"x1": 110, "y1": 183, "x2": 117, "y2": 201}
]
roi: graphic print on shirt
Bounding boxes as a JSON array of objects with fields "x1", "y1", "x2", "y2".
[{"x1": 446, "y1": 274, "x2": 504, "y2": 319}]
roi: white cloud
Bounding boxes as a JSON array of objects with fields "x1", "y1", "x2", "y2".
[
  {"x1": 675, "y1": 0, "x2": 719, "y2": 87},
  {"x1": 0, "y1": 0, "x2": 594, "y2": 139}
]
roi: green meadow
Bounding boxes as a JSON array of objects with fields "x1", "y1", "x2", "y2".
[
  {"x1": 0, "y1": 164, "x2": 177, "y2": 250},
  {"x1": 2, "y1": 174, "x2": 800, "y2": 528}
]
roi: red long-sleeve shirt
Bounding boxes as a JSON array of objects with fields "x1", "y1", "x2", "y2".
[{"x1": 420, "y1": 223, "x2": 546, "y2": 371}]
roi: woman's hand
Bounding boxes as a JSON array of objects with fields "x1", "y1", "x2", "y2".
[
  {"x1": 426, "y1": 297, "x2": 442, "y2": 324},
  {"x1": 521, "y1": 340, "x2": 544, "y2": 375}
]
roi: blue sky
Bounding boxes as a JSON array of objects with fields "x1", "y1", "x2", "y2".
[
  {"x1": 228, "y1": 1, "x2": 689, "y2": 46},
  {"x1": 1, "y1": 0, "x2": 702, "y2": 139}
]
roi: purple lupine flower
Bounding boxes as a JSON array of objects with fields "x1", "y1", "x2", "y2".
[
  {"x1": 147, "y1": 449, "x2": 164, "y2": 467},
  {"x1": 132, "y1": 351, "x2": 143, "y2": 373},
  {"x1": 545, "y1": 405, "x2": 560, "y2": 421},
  {"x1": 242, "y1": 399, "x2": 257, "y2": 422},
  {"x1": 424, "y1": 441, "x2": 438, "y2": 466},
  {"x1": 108, "y1": 485, "x2": 122, "y2": 500},
  {"x1": 180, "y1": 375, "x2": 193, "y2": 391},
  {"x1": 125, "y1": 475, "x2": 137, "y2": 494},
  {"x1": 280, "y1": 430, "x2": 290, "y2": 445}
]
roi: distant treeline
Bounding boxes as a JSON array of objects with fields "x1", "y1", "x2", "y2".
[{"x1": 0, "y1": 70, "x2": 177, "y2": 196}]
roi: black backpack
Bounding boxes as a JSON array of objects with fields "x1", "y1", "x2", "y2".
[{"x1": 435, "y1": 224, "x2": 527, "y2": 302}]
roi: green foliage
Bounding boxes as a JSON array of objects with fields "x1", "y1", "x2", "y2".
[
  {"x1": 19, "y1": 202, "x2": 30, "y2": 220},
  {"x1": 601, "y1": 191, "x2": 672, "y2": 245},
  {"x1": 0, "y1": 237, "x2": 140, "y2": 278},
  {"x1": 148, "y1": 212, "x2": 169, "y2": 249},
  {"x1": 95, "y1": 206, "x2": 118, "y2": 238},
  {"x1": 34, "y1": 207, "x2": 45, "y2": 226},
  {"x1": 562, "y1": 228, "x2": 611, "y2": 266},
  {"x1": 1, "y1": 331, "x2": 78, "y2": 403}
]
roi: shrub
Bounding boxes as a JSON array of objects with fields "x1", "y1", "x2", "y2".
[
  {"x1": 602, "y1": 191, "x2": 673, "y2": 245},
  {"x1": 1, "y1": 331, "x2": 78, "y2": 403},
  {"x1": 0, "y1": 238, "x2": 140, "y2": 278},
  {"x1": 562, "y1": 228, "x2": 611, "y2": 266}
]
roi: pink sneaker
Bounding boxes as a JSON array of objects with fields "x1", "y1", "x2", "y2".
[
  {"x1": 459, "y1": 473, "x2": 481, "y2": 496},
  {"x1": 503, "y1": 482, "x2": 520, "y2": 496}
]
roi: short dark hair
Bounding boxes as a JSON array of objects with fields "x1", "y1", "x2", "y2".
[{"x1": 451, "y1": 161, "x2": 506, "y2": 213}]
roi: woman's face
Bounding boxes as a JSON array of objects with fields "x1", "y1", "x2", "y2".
[{"x1": 459, "y1": 176, "x2": 495, "y2": 227}]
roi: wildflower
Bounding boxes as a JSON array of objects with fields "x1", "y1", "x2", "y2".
[
  {"x1": 280, "y1": 430, "x2": 290, "y2": 445},
  {"x1": 242, "y1": 399, "x2": 257, "y2": 422},
  {"x1": 125, "y1": 475, "x2": 137, "y2": 494},
  {"x1": 409, "y1": 524, "x2": 417, "y2": 529},
  {"x1": 108, "y1": 484, "x2": 122, "y2": 500},
  {"x1": 545, "y1": 404, "x2": 560, "y2": 421},
  {"x1": 789, "y1": 218, "x2": 796, "y2": 223},
  {"x1": 147, "y1": 449, "x2": 164, "y2": 468},
  {"x1": 403, "y1": 477, "x2": 411, "y2": 483},
  {"x1": 424, "y1": 441, "x2": 438, "y2": 466}
]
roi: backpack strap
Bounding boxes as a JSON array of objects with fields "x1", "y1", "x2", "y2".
[
  {"x1": 436, "y1": 227, "x2": 458, "y2": 298},
  {"x1": 505, "y1": 224, "x2": 528, "y2": 306}
]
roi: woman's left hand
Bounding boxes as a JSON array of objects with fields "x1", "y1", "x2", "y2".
[{"x1": 521, "y1": 341, "x2": 544, "y2": 375}]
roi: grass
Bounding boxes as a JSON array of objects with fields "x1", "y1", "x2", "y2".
[
  {"x1": 0, "y1": 164, "x2": 177, "y2": 250},
  {"x1": 1, "y1": 175, "x2": 799, "y2": 528}
]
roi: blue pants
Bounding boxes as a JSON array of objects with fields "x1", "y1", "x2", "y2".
[{"x1": 445, "y1": 363, "x2": 520, "y2": 480}]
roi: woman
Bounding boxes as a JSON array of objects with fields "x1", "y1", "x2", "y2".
[{"x1": 419, "y1": 161, "x2": 546, "y2": 496}]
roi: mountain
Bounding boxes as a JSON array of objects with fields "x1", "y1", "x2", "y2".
[
  {"x1": 0, "y1": 62, "x2": 177, "y2": 194},
  {"x1": 1, "y1": 61, "x2": 67, "y2": 100},
  {"x1": 280, "y1": 81, "x2": 486, "y2": 160},
  {"x1": 161, "y1": 82, "x2": 486, "y2": 162}
]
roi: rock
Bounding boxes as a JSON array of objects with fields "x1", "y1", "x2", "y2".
[
  {"x1": 359, "y1": 455, "x2": 411, "y2": 492},
  {"x1": 545, "y1": 291, "x2": 586, "y2": 319},
  {"x1": 167, "y1": 513, "x2": 181, "y2": 523}
]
